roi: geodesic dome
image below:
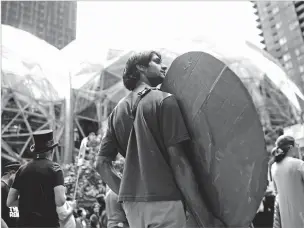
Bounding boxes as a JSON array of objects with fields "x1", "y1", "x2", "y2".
[
  {"x1": 1, "y1": 25, "x2": 68, "y2": 162},
  {"x1": 61, "y1": 38, "x2": 304, "y2": 153}
]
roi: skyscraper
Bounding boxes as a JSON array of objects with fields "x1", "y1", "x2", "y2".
[
  {"x1": 252, "y1": 1, "x2": 304, "y2": 93},
  {"x1": 1, "y1": 1, "x2": 77, "y2": 49}
]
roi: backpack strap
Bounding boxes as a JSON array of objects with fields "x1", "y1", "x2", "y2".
[{"x1": 131, "y1": 87, "x2": 158, "y2": 120}]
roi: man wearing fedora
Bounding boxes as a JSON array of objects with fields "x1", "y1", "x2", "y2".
[
  {"x1": 2, "y1": 161, "x2": 21, "y2": 227},
  {"x1": 7, "y1": 130, "x2": 68, "y2": 228}
]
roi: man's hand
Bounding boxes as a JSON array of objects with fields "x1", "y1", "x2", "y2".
[{"x1": 95, "y1": 156, "x2": 121, "y2": 194}]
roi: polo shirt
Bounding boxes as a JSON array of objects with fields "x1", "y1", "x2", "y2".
[{"x1": 99, "y1": 89, "x2": 190, "y2": 202}]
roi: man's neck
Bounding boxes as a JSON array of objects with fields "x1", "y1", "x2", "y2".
[
  {"x1": 133, "y1": 82, "x2": 151, "y2": 93},
  {"x1": 285, "y1": 150, "x2": 295, "y2": 159}
]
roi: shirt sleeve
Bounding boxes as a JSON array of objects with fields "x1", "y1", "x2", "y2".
[
  {"x1": 98, "y1": 113, "x2": 118, "y2": 160},
  {"x1": 160, "y1": 95, "x2": 190, "y2": 147},
  {"x1": 52, "y1": 163, "x2": 64, "y2": 187}
]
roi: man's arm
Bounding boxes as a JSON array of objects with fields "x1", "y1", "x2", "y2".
[
  {"x1": 56, "y1": 200, "x2": 76, "y2": 221},
  {"x1": 167, "y1": 143, "x2": 223, "y2": 227},
  {"x1": 54, "y1": 186, "x2": 67, "y2": 207},
  {"x1": 95, "y1": 156, "x2": 121, "y2": 195},
  {"x1": 160, "y1": 95, "x2": 223, "y2": 226},
  {"x1": 7, "y1": 188, "x2": 19, "y2": 207},
  {"x1": 52, "y1": 163, "x2": 66, "y2": 207},
  {"x1": 95, "y1": 113, "x2": 121, "y2": 194},
  {"x1": 1, "y1": 218, "x2": 8, "y2": 228}
]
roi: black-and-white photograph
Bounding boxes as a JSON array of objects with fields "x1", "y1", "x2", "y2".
[{"x1": 1, "y1": 1, "x2": 304, "y2": 228}]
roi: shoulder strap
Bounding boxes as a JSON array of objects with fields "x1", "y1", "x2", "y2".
[{"x1": 131, "y1": 87, "x2": 158, "y2": 120}]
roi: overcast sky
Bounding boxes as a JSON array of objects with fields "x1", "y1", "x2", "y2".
[{"x1": 76, "y1": 1, "x2": 262, "y2": 48}]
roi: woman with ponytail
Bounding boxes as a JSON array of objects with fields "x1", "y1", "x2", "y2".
[{"x1": 271, "y1": 135, "x2": 304, "y2": 228}]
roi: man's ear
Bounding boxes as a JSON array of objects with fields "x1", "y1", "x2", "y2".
[{"x1": 136, "y1": 65, "x2": 146, "y2": 73}]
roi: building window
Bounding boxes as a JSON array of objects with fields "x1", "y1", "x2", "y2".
[
  {"x1": 279, "y1": 37, "x2": 287, "y2": 46},
  {"x1": 299, "y1": 66, "x2": 304, "y2": 73},
  {"x1": 284, "y1": 61, "x2": 293, "y2": 70},
  {"x1": 283, "y1": 53, "x2": 291, "y2": 62},
  {"x1": 275, "y1": 22, "x2": 282, "y2": 29},
  {"x1": 289, "y1": 21, "x2": 298, "y2": 31},
  {"x1": 272, "y1": 7, "x2": 279, "y2": 15}
]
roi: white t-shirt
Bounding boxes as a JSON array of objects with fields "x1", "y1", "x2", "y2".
[{"x1": 56, "y1": 201, "x2": 76, "y2": 228}]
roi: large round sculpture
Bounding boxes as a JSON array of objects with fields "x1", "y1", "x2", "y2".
[{"x1": 161, "y1": 52, "x2": 268, "y2": 227}]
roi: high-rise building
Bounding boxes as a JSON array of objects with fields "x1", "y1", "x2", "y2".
[
  {"x1": 252, "y1": 1, "x2": 304, "y2": 93},
  {"x1": 1, "y1": 1, "x2": 77, "y2": 49}
]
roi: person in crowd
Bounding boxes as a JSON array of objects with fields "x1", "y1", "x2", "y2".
[
  {"x1": 7, "y1": 130, "x2": 68, "y2": 228},
  {"x1": 75, "y1": 208, "x2": 87, "y2": 228},
  {"x1": 89, "y1": 203, "x2": 101, "y2": 228},
  {"x1": 275, "y1": 127, "x2": 284, "y2": 137},
  {"x1": 271, "y1": 135, "x2": 304, "y2": 228},
  {"x1": 96, "y1": 194, "x2": 107, "y2": 228},
  {"x1": 1, "y1": 161, "x2": 21, "y2": 227},
  {"x1": 56, "y1": 197, "x2": 77, "y2": 228},
  {"x1": 95, "y1": 51, "x2": 210, "y2": 227},
  {"x1": 89, "y1": 214, "x2": 99, "y2": 228}
]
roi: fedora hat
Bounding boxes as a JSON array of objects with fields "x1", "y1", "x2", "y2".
[{"x1": 30, "y1": 129, "x2": 58, "y2": 154}]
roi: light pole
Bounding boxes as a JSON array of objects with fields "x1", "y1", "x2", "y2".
[{"x1": 63, "y1": 72, "x2": 74, "y2": 164}]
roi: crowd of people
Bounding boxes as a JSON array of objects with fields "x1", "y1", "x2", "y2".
[
  {"x1": 61, "y1": 131, "x2": 127, "y2": 228},
  {"x1": 1, "y1": 129, "x2": 127, "y2": 228}
]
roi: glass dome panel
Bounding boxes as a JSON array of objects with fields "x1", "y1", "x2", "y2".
[
  {"x1": 1, "y1": 25, "x2": 68, "y2": 102},
  {"x1": 1, "y1": 25, "x2": 66, "y2": 161}
]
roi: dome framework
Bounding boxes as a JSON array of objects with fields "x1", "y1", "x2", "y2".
[{"x1": 2, "y1": 29, "x2": 303, "y2": 163}]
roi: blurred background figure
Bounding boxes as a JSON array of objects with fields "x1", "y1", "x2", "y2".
[
  {"x1": 75, "y1": 208, "x2": 87, "y2": 228},
  {"x1": 271, "y1": 135, "x2": 304, "y2": 228},
  {"x1": 6, "y1": 130, "x2": 67, "y2": 228},
  {"x1": 1, "y1": 161, "x2": 21, "y2": 228},
  {"x1": 56, "y1": 197, "x2": 77, "y2": 228}
]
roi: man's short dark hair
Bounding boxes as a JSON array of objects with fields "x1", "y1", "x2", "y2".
[{"x1": 122, "y1": 51, "x2": 161, "y2": 91}]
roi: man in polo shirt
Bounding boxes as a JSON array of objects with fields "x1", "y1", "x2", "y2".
[{"x1": 95, "y1": 51, "x2": 206, "y2": 227}]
